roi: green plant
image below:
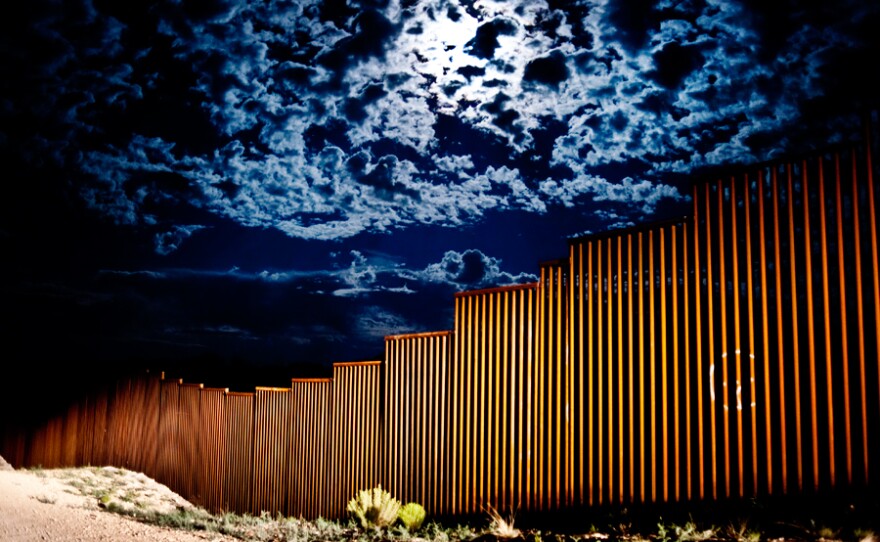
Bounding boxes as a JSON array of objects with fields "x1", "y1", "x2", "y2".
[
  {"x1": 725, "y1": 521, "x2": 760, "y2": 542},
  {"x1": 675, "y1": 521, "x2": 715, "y2": 541},
  {"x1": 657, "y1": 520, "x2": 671, "y2": 542},
  {"x1": 347, "y1": 486, "x2": 402, "y2": 530},
  {"x1": 399, "y1": 502, "x2": 427, "y2": 531}
]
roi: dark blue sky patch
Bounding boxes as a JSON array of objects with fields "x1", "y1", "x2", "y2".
[
  {"x1": 304, "y1": 118, "x2": 352, "y2": 155},
  {"x1": 603, "y1": 0, "x2": 658, "y2": 53},
  {"x1": 545, "y1": 0, "x2": 595, "y2": 50},
  {"x1": 315, "y1": 0, "x2": 359, "y2": 27},
  {"x1": 457, "y1": 65, "x2": 486, "y2": 79},
  {"x1": 315, "y1": 9, "x2": 399, "y2": 86},
  {"x1": 342, "y1": 83, "x2": 388, "y2": 122},
  {"x1": 648, "y1": 41, "x2": 705, "y2": 90},
  {"x1": 523, "y1": 50, "x2": 569, "y2": 88},
  {"x1": 465, "y1": 17, "x2": 518, "y2": 59}
]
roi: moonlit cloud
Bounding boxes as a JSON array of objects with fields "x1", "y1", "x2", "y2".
[
  {"x1": 13, "y1": 0, "x2": 872, "y2": 243},
  {"x1": 155, "y1": 224, "x2": 207, "y2": 255},
  {"x1": 413, "y1": 249, "x2": 537, "y2": 289}
]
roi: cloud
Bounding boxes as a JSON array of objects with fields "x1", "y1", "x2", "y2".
[
  {"x1": 4, "y1": 0, "x2": 877, "y2": 245},
  {"x1": 354, "y1": 307, "x2": 413, "y2": 340},
  {"x1": 154, "y1": 225, "x2": 207, "y2": 255},
  {"x1": 413, "y1": 248, "x2": 536, "y2": 289},
  {"x1": 539, "y1": 174, "x2": 683, "y2": 214}
]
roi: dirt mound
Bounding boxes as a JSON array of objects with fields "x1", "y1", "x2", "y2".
[{"x1": 0, "y1": 454, "x2": 12, "y2": 471}]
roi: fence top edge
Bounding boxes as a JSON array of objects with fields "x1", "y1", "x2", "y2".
[
  {"x1": 291, "y1": 378, "x2": 333, "y2": 383},
  {"x1": 452, "y1": 281, "x2": 539, "y2": 298},
  {"x1": 333, "y1": 360, "x2": 382, "y2": 368},
  {"x1": 384, "y1": 330, "x2": 453, "y2": 341},
  {"x1": 566, "y1": 215, "x2": 691, "y2": 245},
  {"x1": 688, "y1": 137, "x2": 868, "y2": 188},
  {"x1": 255, "y1": 386, "x2": 290, "y2": 392},
  {"x1": 226, "y1": 391, "x2": 254, "y2": 397}
]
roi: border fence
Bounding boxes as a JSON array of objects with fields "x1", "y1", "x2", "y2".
[{"x1": 2, "y1": 136, "x2": 879, "y2": 519}]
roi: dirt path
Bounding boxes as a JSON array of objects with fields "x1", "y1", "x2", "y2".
[{"x1": 0, "y1": 466, "x2": 237, "y2": 542}]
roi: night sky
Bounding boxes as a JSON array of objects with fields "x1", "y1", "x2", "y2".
[{"x1": 2, "y1": 0, "x2": 878, "y2": 389}]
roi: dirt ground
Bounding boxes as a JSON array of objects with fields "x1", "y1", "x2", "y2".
[{"x1": 0, "y1": 460, "x2": 237, "y2": 542}]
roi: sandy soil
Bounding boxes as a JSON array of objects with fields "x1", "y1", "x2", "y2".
[{"x1": 0, "y1": 460, "x2": 238, "y2": 542}]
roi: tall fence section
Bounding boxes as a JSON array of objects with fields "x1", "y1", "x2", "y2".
[{"x1": 2, "y1": 139, "x2": 879, "y2": 519}]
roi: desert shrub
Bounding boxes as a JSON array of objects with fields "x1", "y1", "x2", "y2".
[
  {"x1": 399, "y1": 502, "x2": 426, "y2": 531},
  {"x1": 347, "y1": 486, "x2": 402, "y2": 530}
]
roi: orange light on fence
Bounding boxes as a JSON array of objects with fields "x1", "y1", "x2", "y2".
[
  {"x1": 787, "y1": 163, "x2": 805, "y2": 491},
  {"x1": 758, "y1": 170, "x2": 774, "y2": 495},
  {"x1": 5, "y1": 135, "x2": 880, "y2": 523}
]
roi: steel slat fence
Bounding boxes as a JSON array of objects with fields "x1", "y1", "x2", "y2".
[
  {"x1": 253, "y1": 387, "x2": 291, "y2": 515},
  {"x1": 289, "y1": 378, "x2": 333, "y2": 518},
  {"x1": 224, "y1": 391, "x2": 254, "y2": 514},
  {"x1": 1, "y1": 137, "x2": 878, "y2": 521},
  {"x1": 384, "y1": 331, "x2": 451, "y2": 514}
]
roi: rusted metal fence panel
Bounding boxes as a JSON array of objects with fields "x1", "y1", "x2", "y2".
[
  {"x1": 384, "y1": 331, "x2": 451, "y2": 514},
  {"x1": 224, "y1": 391, "x2": 254, "y2": 514},
  {"x1": 156, "y1": 378, "x2": 181, "y2": 494},
  {"x1": 564, "y1": 141, "x2": 879, "y2": 504},
  {"x1": 289, "y1": 379, "x2": 333, "y2": 518},
  {"x1": 690, "y1": 150, "x2": 879, "y2": 496},
  {"x1": 329, "y1": 361, "x2": 382, "y2": 519},
  {"x1": 177, "y1": 383, "x2": 203, "y2": 503},
  {"x1": 570, "y1": 229, "x2": 671, "y2": 506},
  {"x1": 538, "y1": 262, "x2": 569, "y2": 510},
  {"x1": 107, "y1": 377, "x2": 132, "y2": 468},
  {"x1": 138, "y1": 374, "x2": 161, "y2": 478},
  {"x1": 198, "y1": 387, "x2": 227, "y2": 512},
  {"x1": 253, "y1": 387, "x2": 292, "y2": 515},
  {"x1": 60, "y1": 401, "x2": 79, "y2": 467},
  {"x1": 451, "y1": 284, "x2": 540, "y2": 514}
]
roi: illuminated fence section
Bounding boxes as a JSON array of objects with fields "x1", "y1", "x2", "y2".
[
  {"x1": 2, "y1": 137, "x2": 878, "y2": 521},
  {"x1": 330, "y1": 362, "x2": 382, "y2": 519},
  {"x1": 224, "y1": 391, "x2": 254, "y2": 514},
  {"x1": 692, "y1": 149, "x2": 880, "y2": 497},
  {"x1": 538, "y1": 261, "x2": 570, "y2": 510},
  {"x1": 569, "y1": 220, "x2": 689, "y2": 505},
  {"x1": 253, "y1": 387, "x2": 292, "y2": 516},
  {"x1": 451, "y1": 283, "x2": 540, "y2": 514},
  {"x1": 384, "y1": 331, "x2": 451, "y2": 514},
  {"x1": 289, "y1": 379, "x2": 333, "y2": 518}
]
